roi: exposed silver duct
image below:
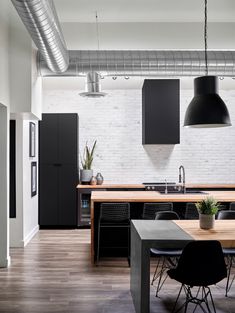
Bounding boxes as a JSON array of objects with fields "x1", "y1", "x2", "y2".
[
  {"x1": 38, "y1": 50, "x2": 235, "y2": 77},
  {"x1": 11, "y1": 0, "x2": 69, "y2": 73},
  {"x1": 79, "y1": 72, "x2": 106, "y2": 97}
]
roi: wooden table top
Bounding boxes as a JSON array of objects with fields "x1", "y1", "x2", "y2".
[
  {"x1": 91, "y1": 190, "x2": 235, "y2": 203},
  {"x1": 174, "y1": 220, "x2": 235, "y2": 248}
]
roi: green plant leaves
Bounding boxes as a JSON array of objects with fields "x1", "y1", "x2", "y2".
[
  {"x1": 196, "y1": 196, "x2": 219, "y2": 215},
  {"x1": 81, "y1": 140, "x2": 97, "y2": 170}
]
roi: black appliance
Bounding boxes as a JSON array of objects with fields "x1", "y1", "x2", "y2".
[{"x1": 143, "y1": 182, "x2": 177, "y2": 192}]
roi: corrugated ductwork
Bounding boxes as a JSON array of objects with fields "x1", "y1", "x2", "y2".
[
  {"x1": 11, "y1": 0, "x2": 69, "y2": 73},
  {"x1": 38, "y1": 50, "x2": 235, "y2": 77}
]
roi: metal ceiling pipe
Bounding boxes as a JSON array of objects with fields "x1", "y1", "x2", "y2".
[
  {"x1": 38, "y1": 50, "x2": 235, "y2": 77},
  {"x1": 11, "y1": 0, "x2": 69, "y2": 73}
]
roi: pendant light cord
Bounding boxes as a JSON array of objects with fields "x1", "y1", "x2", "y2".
[
  {"x1": 204, "y1": 0, "x2": 208, "y2": 75},
  {"x1": 95, "y1": 11, "x2": 100, "y2": 51}
]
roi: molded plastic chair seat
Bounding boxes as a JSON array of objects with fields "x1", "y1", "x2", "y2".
[
  {"x1": 168, "y1": 240, "x2": 227, "y2": 313},
  {"x1": 217, "y1": 210, "x2": 235, "y2": 220}
]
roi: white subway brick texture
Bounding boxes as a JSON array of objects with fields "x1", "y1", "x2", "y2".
[{"x1": 43, "y1": 88, "x2": 235, "y2": 184}]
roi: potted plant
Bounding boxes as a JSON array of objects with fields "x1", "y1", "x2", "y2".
[
  {"x1": 196, "y1": 196, "x2": 219, "y2": 229},
  {"x1": 80, "y1": 140, "x2": 97, "y2": 184}
]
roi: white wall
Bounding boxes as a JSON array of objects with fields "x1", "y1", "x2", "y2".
[
  {"x1": 10, "y1": 119, "x2": 39, "y2": 248},
  {"x1": 8, "y1": 7, "x2": 40, "y2": 249},
  {"x1": 43, "y1": 82, "x2": 235, "y2": 184},
  {"x1": 9, "y1": 9, "x2": 42, "y2": 119},
  {"x1": 0, "y1": 0, "x2": 10, "y2": 268}
]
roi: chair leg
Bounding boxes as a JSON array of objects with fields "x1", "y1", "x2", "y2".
[
  {"x1": 151, "y1": 257, "x2": 161, "y2": 285},
  {"x1": 225, "y1": 255, "x2": 235, "y2": 297},
  {"x1": 171, "y1": 284, "x2": 183, "y2": 313},
  {"x1": 172, "y1": 285, "x2": 216, "y2": 313},
  {"x1": 155, "y1": 257, "x2": 168, "y2": 297}
]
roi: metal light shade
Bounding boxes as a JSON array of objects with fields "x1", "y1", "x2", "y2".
[
  {"x1": 184, "y1": 76, "x2": 231, "y2": 128},
  {"x1": 79, "y1": 72, "x2": 106, "y2": 97}
]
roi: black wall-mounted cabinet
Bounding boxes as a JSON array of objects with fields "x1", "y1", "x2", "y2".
[
  {"x1": 142, "y1": 79, "x2": 180, "y2": 144},
  {"x1": 39, "y1": 113, "x2": 78, "y2": 227}
]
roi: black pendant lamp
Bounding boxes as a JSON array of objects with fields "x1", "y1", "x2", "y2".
[{"x1": 184, "y1": 0, "x2": 231, "y2": 128}]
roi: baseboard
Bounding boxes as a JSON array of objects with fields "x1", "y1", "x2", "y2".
[
  {"x1": 0, "y1": 256, "x2": 11, "y2": 268},
  {"x1": 23, "y1": 225, "x2": 39, "y2": 247}
]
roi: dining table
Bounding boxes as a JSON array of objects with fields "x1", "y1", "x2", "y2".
[{"x1": 130, "y1": 219, "x2": 235, "y2": 313}]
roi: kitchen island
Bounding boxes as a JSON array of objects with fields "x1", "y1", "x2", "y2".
[{"x1": 90, "y1": 190, "x2": 235, "y2": 263}]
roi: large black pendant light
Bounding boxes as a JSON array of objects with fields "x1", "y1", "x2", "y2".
[{"x1": 184, "y1": 0, "x2": 231, "y2": 128}]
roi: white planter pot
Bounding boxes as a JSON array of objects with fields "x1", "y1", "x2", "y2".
[
  {"x1": 199, "y1": 213, "x2": 215, "y2": 230},
  {"x1": 80, "y1": 169, "x2": 93, "y2": 184}
]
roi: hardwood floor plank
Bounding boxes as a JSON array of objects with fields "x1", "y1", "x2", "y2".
[{"x1": 0, "y1": 229, "x2": 234, "y2": 313}]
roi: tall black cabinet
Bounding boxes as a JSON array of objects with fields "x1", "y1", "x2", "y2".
[{"x1": 39, "y1": 113, "x2": 78, "y2": 227}]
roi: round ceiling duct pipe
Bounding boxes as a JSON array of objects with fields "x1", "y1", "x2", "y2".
[
  {"x1": 184, "y1": 76, "x2": 231, "y2": 128},
  {"x1": 79, "y1": 72, "x2": 106, "y2": 97},
  {"x1": 38, "y1": 50, "x2": 235, "y2": 77},
  {"x1": 11, "y1": 0, "x2": 69, "y2": 73}
]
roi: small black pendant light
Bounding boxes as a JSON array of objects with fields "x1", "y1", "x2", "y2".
[{"x1": 184, "y1": 0, "x2": 231, "y2": 128}]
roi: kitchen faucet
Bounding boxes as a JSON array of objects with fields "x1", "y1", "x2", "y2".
[
  {"x1": 164, "y1": 179, "x2": 168, "y2": 194},
  {"x1": 179, "y1": 165, "x2": 186, "y2": 193}
]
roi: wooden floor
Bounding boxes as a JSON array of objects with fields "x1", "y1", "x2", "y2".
[{"x1": 0, "y1": 229, "x2": 234, "y2": 313}]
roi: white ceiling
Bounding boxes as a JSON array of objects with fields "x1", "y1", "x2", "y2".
[
  {"x1": 44, "y1": 0, "x2": 235, "y2": 90},
  {"x1": 54, "y1": 0, "x2": 235, "y2": 23}
]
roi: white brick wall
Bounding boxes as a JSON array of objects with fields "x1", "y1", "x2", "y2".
[{"x1": 43, "y1": 87, "x2": 235, "y2": 184}]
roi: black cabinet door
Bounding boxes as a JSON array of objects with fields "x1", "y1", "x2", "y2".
[
  {"x1": 58, "y1": 114, "x2": 78, "y2": 165},
  {"x1": 58, "y1": 164, "x2": 78, "y2": 226},
  {"x1": 142, "y1": 79, "x2": 180, "y2": 144},
  {"x1": 39, "y1": 164, "x2": 59, "y2": 226},
  {"x1": 39, "y1": 113, "x2": 78, "y2": 227},
  {"x1": 40, "y1": 114, "x2": 59, "y2": 164}
]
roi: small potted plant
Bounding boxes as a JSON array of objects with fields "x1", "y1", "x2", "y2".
[
  {"x1": 80, "y1": 140, "x2": 97, "y2": 184},
  {"x1": 196, "y1": 196, "x2": 219, "y2": 229}
]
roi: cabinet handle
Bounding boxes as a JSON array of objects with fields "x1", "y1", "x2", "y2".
[{"x1": 53, "y1": 163, "x2": 62, "y2": 166}]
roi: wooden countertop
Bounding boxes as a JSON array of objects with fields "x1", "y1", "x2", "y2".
[
  {"x1": 91, "y1": 190, "x2": 235, "y2": 202},
  {"x1": 77, "y1": 183, "x2": 235, "y2": 189},
  {"x1": 186, "y1": 184, "x2": 235, "y2": 189},
  {"x1": 76, "y1": 183, "x2": 144, "y2": 189}
]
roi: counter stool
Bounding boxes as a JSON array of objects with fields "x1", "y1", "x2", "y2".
[
  {"x1": 184, "y1": 203, "x2": 199, "y2": 220},
  {"x1": 96, "y1": 202, "x2": 130, "y2": 265},
  {"x1": 142, "y1": 202, "x2": 173, "y2": 220},
  {"x1": 229, "y1": 202, "x2": 235, "y2": 211}
]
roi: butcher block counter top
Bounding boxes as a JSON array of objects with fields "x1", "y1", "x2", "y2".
[
  {"x1": 77, "y1": 183, "x2": 235, "y2": 189},
  {"x1": 76, "y1": 183, "x2": 144, "y2": 189},
  {"x1": 91, "y1": 190, "x2": 235, "y2": 203}
]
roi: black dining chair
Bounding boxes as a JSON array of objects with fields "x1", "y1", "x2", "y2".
[
  {"x1": 168, "y1": 240, "x2": 227, "y2": 313},
  {"x1": 217, "y1": 210, "x2": 235, "y2": 296},
  {"x1": 96, "y1": 202, "x2": 130, "y2": 265},
  {"x1": 151, "y1": 210, "x2": 182, "y2": 297},
  {"x1": 142, "y1": 202, "x2": 173, "y2": 220}
]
